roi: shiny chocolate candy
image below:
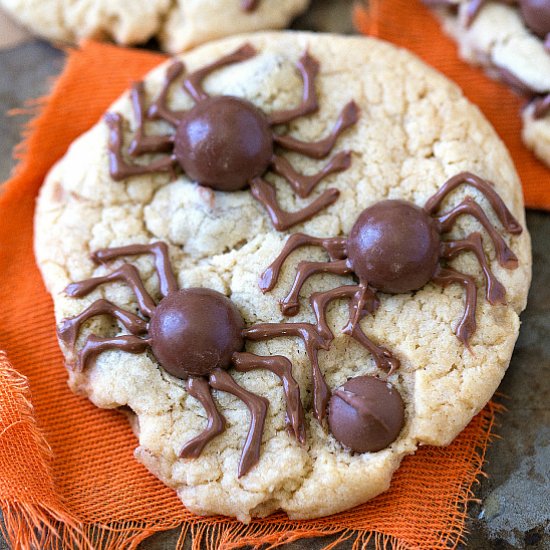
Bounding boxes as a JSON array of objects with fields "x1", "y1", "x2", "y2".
[{"x1": 328, "y1": 376, "x2": 405, "y2": 453}]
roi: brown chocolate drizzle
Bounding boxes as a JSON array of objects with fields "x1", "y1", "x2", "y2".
[
  {"x1": 259, "y1": 171, "x2": 521, "y2": 365},
  {"x1": 104, "y1": 43, "x2": 359, "y2": 231},
  {"x1": 59, "y1": 242, "x2": 335, "y2": 477},
  {"x1": 241, "y1": 0, "x2": 260, "y2": 12},
  {"x1": 533, "y1": 93, "x2": 550, "y2": 118},
  {"x1": 243, "y1": 323, "x2": 331, "y2": 421}
]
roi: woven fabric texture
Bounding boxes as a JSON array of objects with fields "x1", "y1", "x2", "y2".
[
  {"x1": 0, "y1": 40, "x2": 502, "y2": 550},
  {"x1": 354, "y1": 0, "x2": 550, "y2": 211}
]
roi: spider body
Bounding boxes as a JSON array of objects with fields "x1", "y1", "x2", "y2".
[
  {"x1": 148, "y1": 288, "x2": 245, "y2": 378},
  {"x1": 58, "y1": 242, "x2": 337, "y2": 476},
  {"x1": 173, "y1": 96, "x2": 273, "y2": 191},
  {"x1": 347, "y1": 200, "x2": 441, "y2": 294},
  {"x1": 260, "y1": 172, "x2": 522, "y2": 387},
  {"x1": 106, "y1": 43, "x2": 359, "y2": 230}
]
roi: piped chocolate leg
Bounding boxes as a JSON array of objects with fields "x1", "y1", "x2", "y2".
[
  {"x1": 127, "y1": 82, "x2": 175, "y2": 157},
  {"x1": 104, "y1": 113, "x2": 177, "y2": 182},
  {"x1": 310, "y1": 285, "x2": 379, "y2": 342},
  {"x1": 77, "y1": 334, "x2": 150, "y2": 372},
  {"x1": 268, "y1": 51, "x2": 320, "y2": 125},
  {"x1": 243, "y1": 323, "x2": 330, "y2": 421},
  {"x1": 92, "y1": 242, "x2": 178, "y2": 297},
  {"x1": 274, "y1": 101, "x2": 359, "y2": 159},
  {"x1": 58, "y1": 298, "x2": 147, "y2": 353},
  {"x1": 271, "y1": 151, "x2": 351, "y2": 198},
  {"x1": 64, "y1": 264, "x2": 156, "y2": 317},
  {"x1": 179, "y1": 377, "x2": 226, "y2": 458},
  {"x1": 436, "y1": 197, "x2": 519, "y2": 268},
  {"x1": 147, "y1": 61, "x2": 187, "y2": 125},
  {"x1": 345, "y1": 324, "x2": 400, "y2": 375},
  {"x1": 233, "y1": 352, "x2": 306, "y2": 444},
  {"x1": 533, "y1": 93, "x2": 550, "y2": 119},
  {"x1": 183, "y1": 44, "x2": 257, "y2": 103},
  {"x1": 208, "y1": 368, "x2": 268, "y2": 478},
  {"x1": 259, "y1": 233, "x2": 347, "y2": 292},
  {"x1": 441, "y1": 233, "x2": 506, "y2": 305},
  {"x1": 432, "y1": 265, "x2": 478, "y2": 348},
  {"x1": 249, "y1": 177, "x2": 339, "y2": 231},
  {"x1": 465, "y1": 0, "x2": 488, "y2": 25},
  {"x1": 424, "y1": 171, "x2": 522, "y2": 234},
  {"x1": 241, "y1": 0, "x2": 259, "y2": 11},
  {"x1": 279, "y1": 259, "x2": 352, "y2": 316}
]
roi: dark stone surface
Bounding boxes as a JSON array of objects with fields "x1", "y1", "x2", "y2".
[{"x1": 1, "y1": 0, "x2": 549, "y2": 548}]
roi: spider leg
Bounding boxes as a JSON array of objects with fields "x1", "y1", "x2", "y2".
[
  {"x1": 233, "y1": 352, "x2": 306, "y2": 444},
  {"x1": 179, "y1": 377, "x2": 226, "y2": 459},
  {"x1": 310, "y1": 284, "x2": 379, "y2": 342},
  {"x1": 344, "y1": 324, "x2": 400, "y2": 376},
  {"x1": 208, "y1": 368, "x2": 268, "y2": 478},
  {"x1": 243, "y1": 323, "x2": 331, "y2": 421},
  {"x1": 273, "y1": 101, "x2": 359, "y2": 159},
  {"x1": 127, "y1": 82, "x2": 175, "y2": 157},
  {"x1": 249, "y1": 176, "x2": 339, "y2": 231},
  {"x1": 279, "y1": 259, "x2": 352, "y2": 317},
  {"x1": 533, "y1": 93, "x2": 550, "y2": 119},
  {"x1": 259, "y1": 233, "x2": 348, "y2": 292},
  {"x1": 424, "y1": 171, "x2": 522, "y2": 234},
  {"x1": 58, "y1": 298, "x2": 148, "y2": 355},
  {"x1": 241, "y1": 0, "x2": 259, "y2": 11},
  {"x1": 465, "y1": 0, "x2": 489, "y2": 25},
  {"x1": 271, "y1": 150, "x2": 351, "y2": 198},
  {"x1": 64, "y1": 264, "x2": 156, "y2": 317},
  {"x1": 92, "y1": 242, "x2": 178, "y2": 297},
  {"x1": 147, "y1": 61, "x2": 187, "y2": 125},
  {"x1": 183, "y1": 44, "x2": 256, "y2": 103},
  {"x1": 436, "y1": 197, "x2": 519, "y2": 269},
  {"x1": 77, "y1": 334, "x2": 151, "y2": 372},
  {"x1": 268, "y1": 51, "x2": 320, "y2": 125},
  {"x1": 432, "y1": 265, "x2": 477, "y2": 348},
  {"x1": 104, "y1": 113, "x2": 177, "y2": 182},
  {"x1": 441, "y1": 232, "x2": 507, "y2": 305}
]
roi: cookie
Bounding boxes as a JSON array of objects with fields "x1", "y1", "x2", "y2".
[
  {"x1": 34, "y1": 32, "x2": 531, "y2": 522},
  {"x1": 0, "y1": 0, "x2": 309, "y2": 52},
  {"x1": 424, "y1": 0, "x2": 550, "y2": 166}
]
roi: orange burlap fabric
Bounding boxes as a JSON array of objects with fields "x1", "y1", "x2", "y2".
[
  {"x1": 354, "y1": 0, "x2": 550, "y2": 211},
  {"x1": 0, "y1": 40, "x2": 503, "y2": 550}
]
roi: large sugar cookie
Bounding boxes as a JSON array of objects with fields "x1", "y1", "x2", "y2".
[
  {"x1": 34, "y1": 32, "x2": 531, "y2": 522},
  {"x1": 424, "y1": 0, "x2": 550, "y2": 166},
  {"x1": 0, "y1": 0, "x2": 308, "y2": 52}
]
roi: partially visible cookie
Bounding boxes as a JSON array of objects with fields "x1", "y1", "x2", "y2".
[
  {"x1": 34, "y1": 32, "x2": 531, "y2": 522},
  {"x1": 0, "y1": 0, "x2": 309, "y2": 52},
  {"x1": 425, "y1": 0, "x2": 550, "y2": 166}
]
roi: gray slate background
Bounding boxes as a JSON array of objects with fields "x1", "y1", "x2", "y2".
[{"x1": 0, "y1": 0, "x2": 548, "y2": 548}]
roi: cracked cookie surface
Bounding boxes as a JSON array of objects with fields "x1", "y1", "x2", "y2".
[
  {"x1": 0, "y1": 0, "x2": 308, "y2": 52},
  {"x1": 34, "y1": 32, "x2": 531, "y2": 521},
  {"x1": 427, "y1": 1, "x2": 550, "y2": 166}
]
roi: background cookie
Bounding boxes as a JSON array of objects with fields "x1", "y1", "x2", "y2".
[
  {"x1": 425, "y1": 0, "x2": 550, "y2": 166},
  {"x1": 0, "y1": 0, "x2": 309, "y2": 52},
  {"x1": 34, "y1": 31, "x2": 531, "y2": 522}
]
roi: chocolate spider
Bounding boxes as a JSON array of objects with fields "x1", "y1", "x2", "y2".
[
  {"x1": 105, "y1": 43, "x2": 359, "y2": 231},
  {"x1": 259, "y1": 172, "x2": 522, "y2": 401},
  {"x1": 424, "y1": 0, "x2": 550, "y2": 118},
  {"x1": 57, "y1": 242, "x2": 332, "y2": 477}
]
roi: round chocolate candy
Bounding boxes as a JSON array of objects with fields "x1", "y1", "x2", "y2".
[
  {"x1": 328, "y1": 376, "x2": 405, "y2": 453},
  {"x1": 347, "y1": 200, "x2": 440, "y2": 294},
  {"x1": 519, "y1": 0, "x2": 550, "y2": 38},
  {"x1": 149, "y1": 287, "x2": 244, "y2": 379},
  {"x1": 174, "y1": 96, "x2": 273, "y2": 191}
]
